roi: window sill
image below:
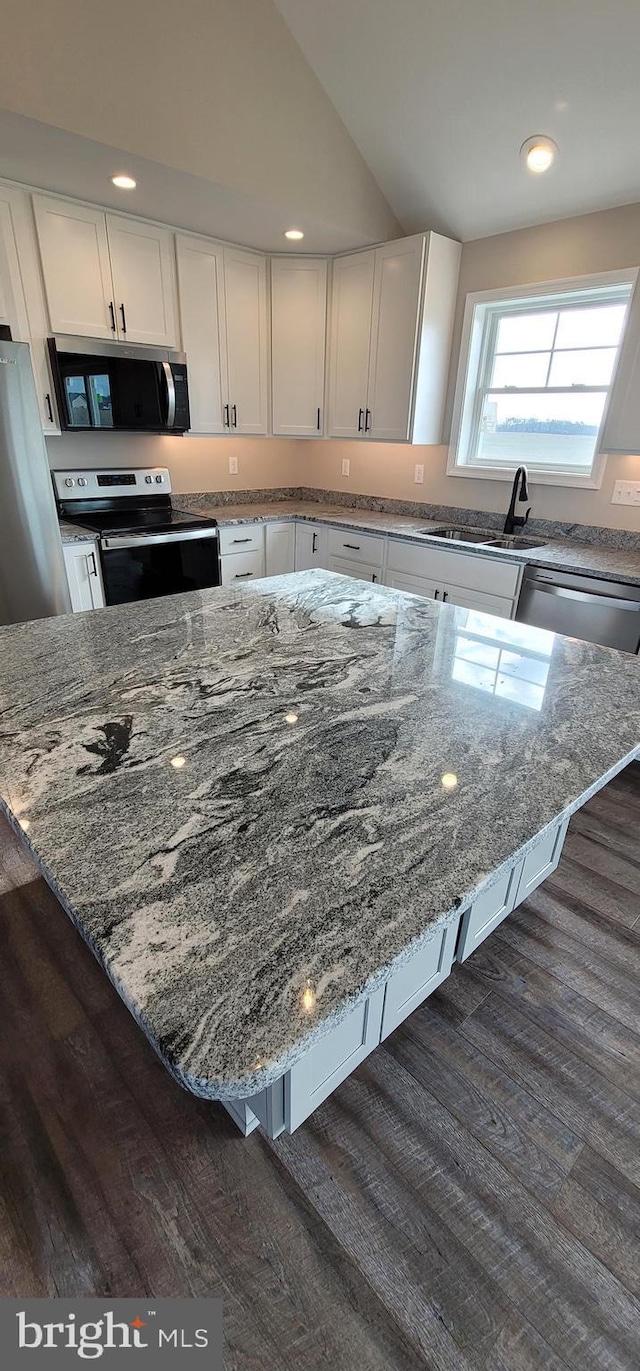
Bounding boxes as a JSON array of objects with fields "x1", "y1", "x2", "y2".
[{"x1": 446, "y1": 452, "x2": 605, "y2": 490}]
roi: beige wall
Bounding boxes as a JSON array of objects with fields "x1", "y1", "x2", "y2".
[
  {"x1": 47, "y1": 434, "x2": 299, "y2": 496},
  {"x1": 0, "y1": 0, "x2": 400, "y2": 244}
]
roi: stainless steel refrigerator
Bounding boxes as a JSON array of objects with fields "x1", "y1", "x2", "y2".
[{"x1": 0, "y1": 340, "x2": 70, "y2": 624}]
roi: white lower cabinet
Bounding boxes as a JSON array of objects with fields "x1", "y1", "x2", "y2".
[
  {"x1": 442, "y1": 584, "x2": 517, "y2": 618},
  {"x1": 385, "y1": 538, "x2": 522, "y2": 617},
  {"x1": 294, "y1": 522, "x2": 329, "y2": 571},
  {"x1": 456, "y1": 815, "x2": 570, "y2": 963},
  {"x1": 63, "y1": 541, "x2": 105, "y2": 612},
  {"x1": 515, "y1": 816, "x2": 569, "y2": 903},
  {"x1": 220, "y1": 549, "x2": 265, "y2": 586},
  {"x1": 385, "y1": 569, "x2": 440, "y2": 600},
  {"x1": 265, "y1": 522, "x2": 296, "y2": 576},
  {"x1": 328, "y1": 556, "x2": 381, "y2": 583},
  {"x1": 380, "y1": 921, "x2": 458, "y2": 1040}
]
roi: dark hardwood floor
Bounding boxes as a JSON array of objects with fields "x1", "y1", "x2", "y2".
[{"x1": 1, "y1": 763, "x2": 639, "y2": 1369}]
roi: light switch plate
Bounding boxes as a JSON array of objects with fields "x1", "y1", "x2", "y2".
[
  {"x1": 341, "y1": 458, "x2": 350, "y2": 476},
  {"x1": 611, "y1": 479, "x2": 640, "y2": 505},
  {"x1": 228, "y1": 456, "x2": 239, "y2": 475},
  {"x1": 414, "y1": 464, "x2": 425, "y2": 484}
]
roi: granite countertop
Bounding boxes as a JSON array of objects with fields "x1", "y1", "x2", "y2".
[
  {"x1": 1, "y1": 571, "x2": 638, "y2": 1099},
  {"x1": 58, "y1": 500, "x2": 640, "y2": 585},
  {"x1": 59, "y1": 519, "x2": 98, "y2": 543},
  {"x1": 187, "y1": 500, "x2": 640, "y2": 587}
]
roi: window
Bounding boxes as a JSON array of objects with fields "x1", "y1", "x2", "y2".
[{"x1": 449, "y1": 272, "x2": 635, "y2": 487}]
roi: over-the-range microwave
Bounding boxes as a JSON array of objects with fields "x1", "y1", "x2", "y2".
[{"x1": 48, "y1": 336, "x2": 190, "y2": 433}]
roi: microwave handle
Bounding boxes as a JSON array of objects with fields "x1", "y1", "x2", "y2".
[{"x1": 161, "y1": 362, "x2": 176, "y2": 428}]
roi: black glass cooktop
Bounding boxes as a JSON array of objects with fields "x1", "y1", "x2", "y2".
[{"x1": 65, "y1": 507, "x2": 217, "y2": 537}]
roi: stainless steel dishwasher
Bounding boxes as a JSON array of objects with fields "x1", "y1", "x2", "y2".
[{"x1": 516, "y1": 565, "x2": 640, "y2": 653}]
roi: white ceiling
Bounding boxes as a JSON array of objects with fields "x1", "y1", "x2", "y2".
[
  {"x1": 0, "y1": 109, "x2": 376, "y2": 254},
  {"x1": 275, "y1": 0, "x2": 640, "y2": 241}
]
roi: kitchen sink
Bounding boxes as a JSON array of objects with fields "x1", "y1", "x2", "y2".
[
  {"x1": 418, "y1": 527, "x2": 494, "y2": 543},
  {"x1": 418, "y1": 525, "x2": 546, "y2": 551}
]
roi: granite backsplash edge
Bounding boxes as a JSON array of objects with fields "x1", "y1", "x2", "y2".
[{"x1": 176, "y1": 486, "x2": 639, "y2": 551}]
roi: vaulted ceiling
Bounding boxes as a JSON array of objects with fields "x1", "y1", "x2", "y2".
[{"x1": 275, "y1": 0, "x2": 640, "y2": 241}]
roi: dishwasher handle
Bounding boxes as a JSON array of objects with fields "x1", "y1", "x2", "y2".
[{"x1": 528, "y1": 580, "x2": 640, "y2": 613}]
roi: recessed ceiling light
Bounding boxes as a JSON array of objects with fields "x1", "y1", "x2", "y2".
[
  {"x1": 284, "y1": 228, "x2": 304, "y2": 241},
  {"x1": 111, "y1": 174, "x2": 137, "y2": 190},
  {"x1": 520, "y1": 136, "x2": 558, "y2": 174}
]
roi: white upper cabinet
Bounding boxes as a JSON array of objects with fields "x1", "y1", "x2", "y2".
[
  {"x1": 367, "y1": 236, "x2": 425, "y2": 441},
  {"x1": 223, "y1": 246, "x2": 268, "y2": 435},
  {"x1": 600, "y1": 274, "x2": 640, "y2": 453},
  {"x1": 33, "y1": 194, "x2": 177, "y2": 346},
  {"x1": 328, "y1": 249, "x2": 375, "y2": 438},
  {"x1": 270, "y1": 257, "x2": 327, "y2": 436},
  {"x1": 176, "y1": 235, "x2": 227, "y2": 434},
  {"x1": 33, "y1": 196, "x2": 115, "y2": 339},
  {"x1": 106, "y1": 215, "x2": 177, "y2": 346},
  {"x1": 328, "y1": 232, "x2": 461, "y2": 444},
  {"x1": 0, "y1": 185, "x2": 60, "y2": 432},
  {"x1": 177, "y1": 236, "x2": 267, "y2": 435}
]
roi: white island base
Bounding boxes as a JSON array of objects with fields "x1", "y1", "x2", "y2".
[{"x1": 222, "y1": 813, "x2": 570, "y2": 1139}]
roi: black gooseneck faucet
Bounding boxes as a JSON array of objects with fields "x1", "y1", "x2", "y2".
[{"x1": 503, "y1": 466, "x2": 531, "y2": 536}]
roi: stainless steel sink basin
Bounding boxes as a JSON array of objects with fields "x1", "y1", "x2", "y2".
[
  {"x1": 483, "y1": 535, "x2": 546, "y2": 550},
  {"x1": 418, "y1": 526, "x2": 493, "y2": 543},
  {"x1": 418, "y1": 526, "x2": 546, "y2": 551}
]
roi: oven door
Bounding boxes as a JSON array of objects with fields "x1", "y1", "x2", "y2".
[{"x1": 99, "y1": 529, "x2": 220, "y2": 605}]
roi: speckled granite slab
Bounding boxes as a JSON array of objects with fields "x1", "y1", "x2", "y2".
[{"x1": 1, "y1": 572, "x2": 638, "y2": 1099}]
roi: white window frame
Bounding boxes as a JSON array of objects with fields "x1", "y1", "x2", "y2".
[{"x1": 448, "y1": 269, "x2": 637, "y2": 489}]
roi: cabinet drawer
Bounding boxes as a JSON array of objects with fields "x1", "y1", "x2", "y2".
[
  {"x1": 387, "y1": 540, "x2": 521, "y2": 599},
  {"x1": 220, "y1": 549, "x2": 265, "y2": 585},
  {"x1": 515, "y1": 817, "x2": 569, "y2": 903},
  {"x1": 456, "y1": 860, "x2": 523, "y2": 962},
  {"x1": 326, "y1": 527, "x2": 385, "y2": 567},
  {"x1": 380, "y1": 920, "x2": 458, "y2": 1039},
  {"x1": 385, "y1": 569, "x2": 439, "y2": 600},
  {"x1": 286, "y1": 987, "x2": 385, "y2": 1132},
  {"x1": 219, "y1": 524, "x2": 265, "y2": 556}
]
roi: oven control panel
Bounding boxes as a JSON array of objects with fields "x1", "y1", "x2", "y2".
[{"x1": 52, "y1": 468, "x2": 172, "y2": 500}]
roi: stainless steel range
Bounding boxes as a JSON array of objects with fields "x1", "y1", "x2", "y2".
[{"x1": 53, "y1": 467, "x2": 220, "y2": 607}]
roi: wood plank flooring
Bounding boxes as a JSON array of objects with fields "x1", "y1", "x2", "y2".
[{"x1": 0, "y1": 762, "x2": 639, "y2": 1369}]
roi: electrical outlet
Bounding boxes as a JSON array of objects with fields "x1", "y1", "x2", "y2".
[
  {"x1": 341, "y1": 458, "x2": 350, "y2": 477},
  {"x1": 414, "y1": 464, "x2": 425, "y2": 484},
  {"x1": 228, "y1": 455, "x2": 239, "y2": 475},
  {"x1": 611, "y1": 478, "x2": 640, "y2": 505}
]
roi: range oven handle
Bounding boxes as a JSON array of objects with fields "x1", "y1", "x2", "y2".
[
  {"x1": 161, "y1": 361, "x2": 176, "y2": 428},
  {"x1": 526, "y1": 581, "x2": 640, "y2": 613},
  {"x1": 101, "y1": 529, "x2": 219, "y2": 551}
]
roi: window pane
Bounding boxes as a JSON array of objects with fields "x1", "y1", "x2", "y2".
[
  {"x1": 477, "y1": 391, "x2": 606, "y2": 468},
  {"x1": 64, "y1": 376, "x2": 90, "y2": 427},
  {"x1": 491, "y1": 352, "x2": 550, "y2": 387},
  {"x1": 495, "y1": 311, "x2": 557, "y2": 353},
  {"x1": 87, "y1": 374, "x2": 113, "y2": 428},
  {"x1": 555, "y1": 303, "x2": 627, "y2": 349},
  {"x1": 549, "y1": 347, "x2": 616, "y2": 387}
]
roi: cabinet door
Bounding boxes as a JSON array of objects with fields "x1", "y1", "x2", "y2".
[
  {"x1": 63, "y1": 542, "x2": 105, "y2": 612},
  {"x1": 107, "y1": 216, "x2": 177, "y2": 346},
  {"x1": 265, "y1": 522, "x2": 296, "y2": 576},
  {"x1": 0, "y1": 197, "x2": 30, "y2": 339},
  {"x1": 33, "y1": 195, "x2": 114, "y2": 339},
  {"x1": 599, "y1": 275, "x2": 640, "y2": 453},
  {"x1": 223, "y1": 246, "x2": 268, "y2": 434},
  {"x1": 328, "y1": 250, "x2": 375, "y2": 437},
  {"x1": 271, "y1": 257, "x2": 327, "y2": 436},
  {"x1": 176, "y1": 235, "x2": 227, "y2": 433},
  {"x1": 441, "y1": 583, "x2": 515, "y2": 619},
  {"x1": 367, "y1": 236, "x2": 425, "y2": 441},
  {"x1": 328, "y1": 556, "x2": 381, "y2": 584},
  {"x1": 385, "y1": 569, "x2": 440, "y2": 600},
  {"x1": 294, "y1": 523, "x2": 328, "y2": 571}
]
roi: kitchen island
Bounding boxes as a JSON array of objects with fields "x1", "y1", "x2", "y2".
[{"x1": 0, "y1": 571, "x2": 638, "y2": 1137}]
